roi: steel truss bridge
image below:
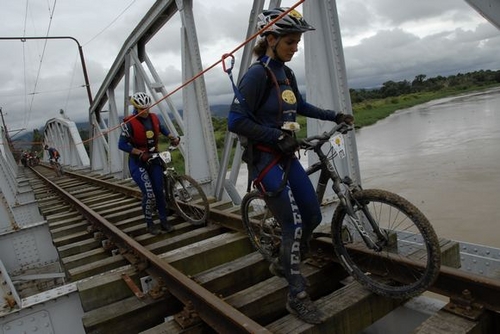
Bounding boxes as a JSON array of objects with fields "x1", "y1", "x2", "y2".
[{"x1": 1, "y1": 0, "x2": 499, "y2": 332}]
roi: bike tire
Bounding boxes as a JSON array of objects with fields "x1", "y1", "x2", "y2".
[
  {"x1": 58, "y1": 163, "x2": 64, "y2": 176},
  {"x1": 240, "y1": 190, "x2": 281, "y2": 262},
  {"x1": 331, "y1": 189, "x2": 441, "y2": 299},
  {"x1": 53, "y1": 163, "x2": 61, "y2": 177},
  {"x1": 167, "y1": 174, "x2": 209, "y2": 225}
]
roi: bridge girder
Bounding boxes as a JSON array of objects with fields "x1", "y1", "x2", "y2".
[
  {"x1": 88, "y1": 0, "x2": 218, "y2": 196},
  {"x1": 43, "y1": 118, "x2": 90, "y2": 168},
  {"x1": 466, "y1": 0, "x2": 500, "y2": 30}
]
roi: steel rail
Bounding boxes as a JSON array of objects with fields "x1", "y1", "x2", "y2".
[
  {"x1": 311, "y1": 237, "x2": 500, "y2": 313},
  {"x1": 35, "y1": 167, "x2": 500, "y2": 322},
  {"x1": 31, "y1": 168, "x2": 270, "y2": 333}
]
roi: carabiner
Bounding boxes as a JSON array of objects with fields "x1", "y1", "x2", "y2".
[{"x1": 222, "y1": 53, "x2": 235, "y2": 74}]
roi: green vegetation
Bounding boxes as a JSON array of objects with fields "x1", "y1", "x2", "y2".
[
  {"x1": 352, "y1": 86, "x2": 499, "y2": 127},
  {"x1": 17, "y1": 69, "x2": 500, "y2": 170},
  {"x1": 208, "y1": 69, "x2": 500, "y2": 170},
  {"x1": 350, "y1": 69, "x2": 500, "y2": 127}
]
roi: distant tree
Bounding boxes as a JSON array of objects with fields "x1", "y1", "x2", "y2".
[
  {"x1": 411, "y1": 74, "x2": 427, "y2": 92},
  {"x1": 32, "y1": 129, "x2": 43, "y2": 154},
  {"x1": 495, "y1": 71, "x2": 500, "y2": 83},
  {"x1": 380, "y1": 80, "x2": 411, "y2": 97}
]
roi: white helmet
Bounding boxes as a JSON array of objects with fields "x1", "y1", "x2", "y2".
[
  {"x1": 257, "y1": 7, "x2": 315, "y2": 37},
  {"x1": 130, "y1": 92, "x2": 152, "y2": 109}
]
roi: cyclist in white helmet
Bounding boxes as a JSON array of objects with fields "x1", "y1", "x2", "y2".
[
  {"x1": 119, "y1": 92, "x2": 180, "y2": 235},
  {"x1": 228, "y1": 7, "x2": 354, "y2": 325}
]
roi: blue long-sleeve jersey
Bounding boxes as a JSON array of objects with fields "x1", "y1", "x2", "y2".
[
  {"x1": 227, "y1": 55, "x2": 339, "y2": 145},
  {"x1": 118, "y1": 113, "x2": 171, "y2": 154}
]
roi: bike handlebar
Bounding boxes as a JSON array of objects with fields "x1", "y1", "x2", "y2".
[
  {"x1": 299, "y1": 122, "x2": 353, "y2": 150},
  {"x1": 147, "y1": 148, "x2": 176, "y2": 164}
]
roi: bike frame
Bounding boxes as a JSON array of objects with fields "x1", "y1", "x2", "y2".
[
  {"x1": 302, "y1": 126, "x2": 386, "y2": 251},
  {"x1": 241, "y1": 123, "x2": 441, "y2": 298}
]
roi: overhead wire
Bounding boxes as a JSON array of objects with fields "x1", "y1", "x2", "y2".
[
  {"x1": 11, "y1": 0, "x2": 139, "y2": 139},
  {"x1": 63, "y1": 53, "x2": 79, "y2": 113},
  {"x1": 76, "y1": 1, "x2": 306, "y2": 149},
  {"x1": 22, "y1": 0, "x2": 30, "y2": 127},
  {"x1": 24, "y1": 0, "x2": 58, "y2": 128},
  {"x1": 23, "y1": 0, "x2": 306, "y2": 152},
  {"x1": 82, "y1": 0, "x2": 138, "y2": 47}
]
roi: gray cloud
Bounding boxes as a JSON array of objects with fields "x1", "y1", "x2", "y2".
[
  {"x1": 344, "y1": 21, "x2": 500, "y2": 88},
  {"x1": 1, "y1": 0, "x2": 499, "y2": 132}
]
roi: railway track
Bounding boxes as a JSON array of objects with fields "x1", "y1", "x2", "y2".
[{"x1": 25, "y1": 165, "x2": 500, "y2": 333}]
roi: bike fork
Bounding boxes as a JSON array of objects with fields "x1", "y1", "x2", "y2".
[{"x1": 342, "y1": 194, "x2": 384, "y2": 251}]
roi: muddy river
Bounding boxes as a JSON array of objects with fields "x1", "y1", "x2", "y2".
[{"x1": 356, "y1": 87, "x2": 500, "y2": 248}]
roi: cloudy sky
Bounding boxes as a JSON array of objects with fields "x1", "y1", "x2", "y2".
[{"x1": 1, "y1": 0, "x2": 499, "y2": 134}]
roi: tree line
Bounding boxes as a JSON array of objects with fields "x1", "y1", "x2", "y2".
[
  {"x1": 14, "y1": 69, "x2": 500, "y2": 161},
  {"x1": 349, "y1": 69, "x2": 500, "y2": 103}
]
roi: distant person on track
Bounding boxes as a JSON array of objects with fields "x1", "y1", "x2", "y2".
[
  {"x1": 21, "y1": 151, "x2": 29, "y2": 167},
  {"x1": 227, "y1": 8, "x2": 354, "y2": 324},
  {"x1": 44, "y1": 145, "x2": 60, "y2": 165},
  {"x1": 118, "y1": 92, "x2": 180, "y2": 236}
]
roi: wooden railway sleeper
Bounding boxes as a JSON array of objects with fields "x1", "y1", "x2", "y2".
[
  {"x1": 101, "y1": 238, "x2": 115, "y2": 253},
  {"x1": 443, "y1": 289, "x2": 485, "y2": 320},
  {"x1": 86, "y1": 224, "x2": 97, "y2": 234},
  {"x1": 304, "y1": 253, "x2": 332, "y2": 269},
  {"x1": 121, "y1": 251, "x2": 149, "y2": 272},
  {"x1": 93, "y1": 231, "x2": 104, "y2": 241}
]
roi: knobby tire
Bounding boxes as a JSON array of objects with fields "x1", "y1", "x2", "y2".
[
  {"x1": 331, "y1": 189, "x2": 441, "y2": 299},
  {"x1": 240, "y1": 190, "x2": 281, "y2": 262},
  {"x1": 167, "y1": 174, "x2": 209, "y2": 225}
]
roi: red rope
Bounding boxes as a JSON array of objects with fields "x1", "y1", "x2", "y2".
[{"x1": 59, "y1": 0, "x2": 307, "y2": 148}]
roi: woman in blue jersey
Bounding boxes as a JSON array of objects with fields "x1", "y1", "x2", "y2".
[
  {"x1": 227, "y1": 8, "x2": 354, "y2": 324},
  {"x1": 118, "y1": 92, "x2": 180, "y2": 235}
]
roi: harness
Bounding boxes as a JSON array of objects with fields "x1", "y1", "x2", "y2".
[
  {"x1": 252, "y1": 144, "x2": 293, "y2": 197},
  {"x1": 124, "y1": 113, "x2": 161, "y2": 152},
  {"x1": 224, "y1": 56, "x2": 299, "y2": 195}
]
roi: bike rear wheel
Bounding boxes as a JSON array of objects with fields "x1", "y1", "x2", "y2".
[
  {"x1": 58, "y1": 163, "x2": 64, "y2": 176},
  {"x1": 167, "y1": 174, "x2": 209, "y2": 225},
  {"x1": 52, "y1": 162, "x2": 62, "y2": 177},
  {"x1": 240, "y1": 190, "x2": 281, "y2": 262},
  {"x1": 332, "y1": 189, "x2": 441, "y2": 299}
]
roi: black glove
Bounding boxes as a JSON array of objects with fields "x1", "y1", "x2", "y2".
[
  {"x1": 138, "y1": 151, "x2": 152, "y2": 163},
  {"x1": 169, "y1": 136, "x2": 180, "y2": 147},
  {"x1": 276, "y1": 132, "x2": 299, "y2": 155},
  {"x1": 335, "y1": 113, "x2": 354, "y2": 125}
]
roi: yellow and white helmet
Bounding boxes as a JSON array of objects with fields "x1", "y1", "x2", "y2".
[
  {"x1": 257, "y1": 7, "x2": 315, "y2": 37},
  {"x1": 130, "y1": 92, "x2": 152, "y2": 109}
]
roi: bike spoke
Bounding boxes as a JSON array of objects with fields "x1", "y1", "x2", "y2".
[{"x1": 333, "y1": 189, "x2": 440, "y2": 299}]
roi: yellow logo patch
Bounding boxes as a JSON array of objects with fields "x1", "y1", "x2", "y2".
[{"x1": 282, "y1": 90, "x2": 296, "y2": 104}]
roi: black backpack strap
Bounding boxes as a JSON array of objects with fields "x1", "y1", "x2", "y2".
[{"x1": 283, "y1": 65, "x2": 301, "y2": 101}]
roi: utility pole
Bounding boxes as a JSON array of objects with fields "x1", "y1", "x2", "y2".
[{"x1": 0, "y1": 36, "x2": 93, "y2": 105}]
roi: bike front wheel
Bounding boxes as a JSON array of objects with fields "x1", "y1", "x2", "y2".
[
  {"x1": 58, "y1": 163, "x2": 64, "y2": 176},
  {"x1": 240, "y1": 190, "x2": 281, "y2": 262},
  {"x1": 167, "y1": 174, "x2": 209, "y2": 225},
  {"x1": 332, "y1": 189, "x2": 441, "y2": 299}
]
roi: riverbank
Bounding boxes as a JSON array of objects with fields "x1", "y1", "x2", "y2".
[
  {"x1": 291, "y1": 83, "x2": 500, "y2": 139},
  {"x1": 351, "y1": 83, "x2": 500, "y2": 128}
]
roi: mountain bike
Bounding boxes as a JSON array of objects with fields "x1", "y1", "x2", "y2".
[
  {"x1": 50, "y1": 159, "x2": 64, "y2": 177},
  {"x1": 149, "y1": 148, "x2": 209, "y2": 225},
  {"x1": 240, "y1": 123, "x2": 441, "y2": 299}
]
